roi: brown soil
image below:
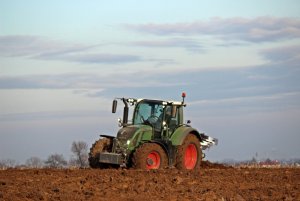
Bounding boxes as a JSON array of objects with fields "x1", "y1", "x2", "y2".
[{"x1": 0, "y1": 163, "x2": 299, "y2": 201}]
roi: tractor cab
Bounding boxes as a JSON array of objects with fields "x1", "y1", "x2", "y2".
[
  {"x1": 132, "y1": 99, "x2": 184, "y2": 138},
  {"x1": 112, "y1": 93, "x2": 187, "y2": 138}
]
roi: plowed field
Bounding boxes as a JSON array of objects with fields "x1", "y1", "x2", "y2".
[{"x1": 0, "y1": 163, "x2": 299, "y2": 201}]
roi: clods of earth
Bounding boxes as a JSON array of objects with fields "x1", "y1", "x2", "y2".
[{"x1": 0, "y1": 162, "x2": 299, "y2": 201}]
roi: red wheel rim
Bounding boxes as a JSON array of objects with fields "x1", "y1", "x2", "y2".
[
  {"x1": 146, "y1": 151, "x2": 161, "y2": 169},
  {"x1": 184, "y1": 144, "x2": 197, "y2": 169}
]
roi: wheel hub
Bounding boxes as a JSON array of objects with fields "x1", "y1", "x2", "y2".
[
  {"x1": 146, "y1": 151, "x2": 161, "y2": 169},
  {"x1": 146, "y1": 158, "x2": 154, "y2": 166}
]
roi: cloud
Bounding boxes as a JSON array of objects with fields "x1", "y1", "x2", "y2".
[
  {"x1": 0, "y1": 35, "x2": 141, "y2": 64},
  {"x1": 0, "y1": 74, "x2": 96, "y2": 89},
  {"x1": 131, "y1": 38, "x2": 204, "y2": 53},
  {"x1": 35, "y1": 52, "x2": 141, "y2": 64},
  {"x1": 1, "y1": 45, "x2": 299, "y2": 114},
  {"x1": 189, "y1": 91, "x2": 300, "y2": 106},
  {"x1": 72, "y1": 89, "x2": 105, "y2": 97},
  {"x1": 0, "y1": 58, "x2": 299, "y2": 99},
  {"x1": 0, "y1": 110, "x2": 102, "y2": 122},
  {"x1": 126, "y1": 17, "x2": 300, "y2": 43},
  {"x1": 260, "y1": 45, "x2": 300, "y2": 65},
  {"x1": 0, "y1": 35, "x2": 45, "y2": 57},
  {"x1": 0, "y1": 71, "x2": 184, "y2": 90},
  {"x1": 0, "y1": 35, "x2": 92, "y2": 57}
]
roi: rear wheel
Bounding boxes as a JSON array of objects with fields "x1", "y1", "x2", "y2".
[
  {"x1": 132, "y1": 143, "x2": 168, "y2": 170},
  {"x1": 88, "y1": 137, "x2": 113, "y2": 168},
  {"x1": 176, "y1": 134, "x2": 202, "y2": 170}
]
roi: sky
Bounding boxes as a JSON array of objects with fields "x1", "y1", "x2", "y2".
[{"x1": 1, "y1": 0, "x2": 300, "y2": 163}]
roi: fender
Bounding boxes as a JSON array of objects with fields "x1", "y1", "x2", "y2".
[
  {"x1": 170, "y1": 126, "x2": 201, "y2": 146},
  {"x1": 149, "y1": 140, "x2": 169, "y2": 156}
]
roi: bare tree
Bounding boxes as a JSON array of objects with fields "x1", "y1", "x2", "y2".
[
  {"x1": 0, "y1": 159, "x2": 17, "y2": 169},
  {"x1": 45, "y1": 154, "x2": 67, "y2": 168},
  {"x1": 26, "y1": 157, "x2": 44, "y2": 168},
  {"x1": 71, "y1": 141, "x2": 89, "y2": 168}
]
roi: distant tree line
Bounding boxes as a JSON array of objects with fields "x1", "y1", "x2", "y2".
[
  {"x1": 220, "y1": 157, "x2": 300, "y2": 167},
  {"x1": 0, "y1": 141, "x2": 89, "y2": 169}
]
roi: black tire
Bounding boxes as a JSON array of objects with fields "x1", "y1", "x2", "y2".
[
  {"x1": 132, "y1": 143, "x2": 168, "y2": 170},
  {"x1": 88, "y1": 137, "x2": 113, "y2": 168},
  {"x1": 176, "y1": 134, "x2": 202, "y2": 170}
]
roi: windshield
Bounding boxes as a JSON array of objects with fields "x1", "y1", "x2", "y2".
[{"x1": 133, "y1": 101, "x2": 163, "y2": 125}]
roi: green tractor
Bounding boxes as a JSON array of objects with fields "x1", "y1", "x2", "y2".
[{"x1": 89, "y1": 93, "x2": 217, "y2": 170}]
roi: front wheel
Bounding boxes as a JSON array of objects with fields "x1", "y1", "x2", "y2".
[
  {"x1": 176, "y1": 134, "x2": 202, "y2": 170},
  {"x1": 132, "y1": 143, "x2": 168, "y2": 170},
  {"x1": 88, "y1": 137, "x2": 113, "y2": 168}
]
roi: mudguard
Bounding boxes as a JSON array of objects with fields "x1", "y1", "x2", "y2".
[
  {"x1": 170, "y1": 126, "x2": 218, "y2": 149},
  {"x1": 170, "y1": 126, "x2": 201, "y2": 146}
]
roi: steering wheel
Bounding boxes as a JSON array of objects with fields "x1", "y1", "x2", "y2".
[{"x1": 147, "y1": 115, "x2": 159, "y2": 124}]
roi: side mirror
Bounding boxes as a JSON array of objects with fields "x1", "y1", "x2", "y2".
[
  {"x1": 171, "y1": 105, "x2": 177, "y2": 118},
  {"x1": 112, "y1": 100, "x2": 117, "y2": 113}
]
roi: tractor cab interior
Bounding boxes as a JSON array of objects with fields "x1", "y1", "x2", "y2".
[{"x1": 133, "y1": 100, "x2": 163, "y2": 128}]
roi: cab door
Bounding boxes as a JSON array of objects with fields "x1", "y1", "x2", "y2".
[{"x1": 164, "y1": 105, "x2": 180, "y2": 136}]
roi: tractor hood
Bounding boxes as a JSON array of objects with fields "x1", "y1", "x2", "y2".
[
  {"x1": 116, "y1": 126, "x2": 139, "y2": 141},
  {"x1": 116, "y1": 125, "x2": 152, "y2": 141}
]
